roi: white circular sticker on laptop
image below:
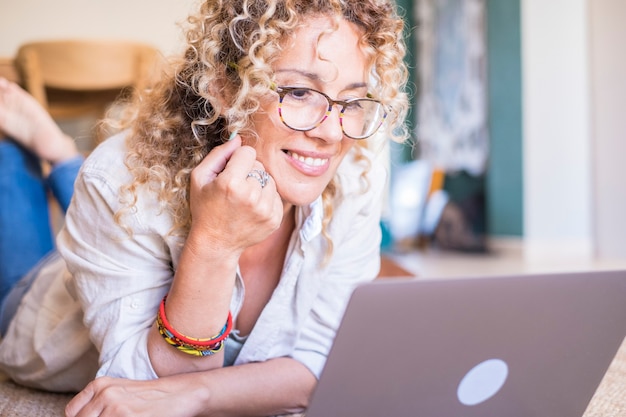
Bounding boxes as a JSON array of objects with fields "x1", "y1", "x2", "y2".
[{"x1": 457, "y1": 358, "x2": 509, "y2": 406}]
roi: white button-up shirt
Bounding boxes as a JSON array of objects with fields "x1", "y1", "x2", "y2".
[{"x1": 0, "y1": 133, "x2": 385, "y2": 392}]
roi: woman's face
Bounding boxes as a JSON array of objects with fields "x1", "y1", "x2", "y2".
[{"x1": 246, "y1": 16, "x2": 369, "y2": 208}]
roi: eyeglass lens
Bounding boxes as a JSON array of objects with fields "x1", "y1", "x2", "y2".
[{"x1": 278, "y1": 88, "x2": 386, "y2": 139}]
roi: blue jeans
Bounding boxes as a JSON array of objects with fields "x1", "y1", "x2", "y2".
[{"x1": 0, "y1": 139, "x2": 82, "y2": 334}]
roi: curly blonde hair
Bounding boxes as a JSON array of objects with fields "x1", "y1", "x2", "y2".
[{"x1": 114, "y1": 0, "x2": 409, "y2": 241}]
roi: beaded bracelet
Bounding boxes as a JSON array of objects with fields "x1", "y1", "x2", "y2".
[
  {"x1": 156, "y1": 295, "x2": 232, "y2": 357},
  {"x1": 156, "y1": 314, "x2": 225, "y2": 356}
]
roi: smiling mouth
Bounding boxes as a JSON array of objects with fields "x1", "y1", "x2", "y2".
[{"x1": 286, "y1": 151, "x2": 329, "y2": 167}]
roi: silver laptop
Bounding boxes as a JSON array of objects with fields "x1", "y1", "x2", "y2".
[{"x1": 306, "y1": 269, "x2": 626, "y2": 417}]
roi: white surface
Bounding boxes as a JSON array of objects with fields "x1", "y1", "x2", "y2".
[{"x1": 386, "y1": 238, "x2": 626, "y2": 280}]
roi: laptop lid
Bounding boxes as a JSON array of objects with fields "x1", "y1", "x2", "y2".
[{"x1": 306, "y1": 270, "x2": 626, "y2": 417}]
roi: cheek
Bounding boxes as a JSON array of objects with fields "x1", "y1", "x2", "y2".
[
  {"x1": 247, "y1": 110, "x2": 290, "y2": 150},
  {"x1": 338, "y1": 140, "x2": 357, "y2": 161},
  {"x1": 254, "y1": 99, "x2": 283, "y2": 130}
]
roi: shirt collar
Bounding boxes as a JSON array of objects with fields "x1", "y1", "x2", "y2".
[{"x1": 298, "y1": 196, "x2": 323, "y2": 243}]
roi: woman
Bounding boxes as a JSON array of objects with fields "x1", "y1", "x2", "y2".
[{"x1": 0, "y1": 0, "x2": 408, "y2": 415}]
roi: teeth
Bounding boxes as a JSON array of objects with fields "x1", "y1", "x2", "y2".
[{"x1": 289, "y1": 151, "x2": 327, "y2": 167}]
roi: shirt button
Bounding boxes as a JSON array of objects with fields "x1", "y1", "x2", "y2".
[{"x1": 130, "y1": 299, "x2": 139, "y2": 309}]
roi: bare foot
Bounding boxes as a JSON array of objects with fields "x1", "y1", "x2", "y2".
[{"x1": 0, "y1": 77, "x2": 79, "y2": 165}]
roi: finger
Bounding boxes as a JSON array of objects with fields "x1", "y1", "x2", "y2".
[
  {"x1": 65, "y1": 380, "x2": 97, "y2": 417},
  {"x1": 244, "y1": 167, "x2": 282, "y2": 227},
  {"x1": 193, "y1": 135, "x2": 242, "y2": 183},
  {"x1": 219, "y1": 145, "x2": 259, "y2": 180}
]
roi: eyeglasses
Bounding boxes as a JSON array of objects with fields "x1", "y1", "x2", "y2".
[{"x1": 273, "y1": 86, "x2": 387, "y2": 140}]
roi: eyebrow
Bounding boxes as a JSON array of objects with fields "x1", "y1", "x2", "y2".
[{"x1": 275, "y1": 68, "x2": 367, "y2": 90}]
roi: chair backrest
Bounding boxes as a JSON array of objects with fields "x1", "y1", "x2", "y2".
[
  {"x1": 15, "y1": 39, "x2": 162, "y2": 119},
  {"x1": 0, "y1": 57, "x2": 20, "y2": 84}
]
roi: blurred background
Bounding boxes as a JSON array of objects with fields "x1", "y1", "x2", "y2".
[{"x1": 1, "y1": 0, "x2": 625, "y2": 277}]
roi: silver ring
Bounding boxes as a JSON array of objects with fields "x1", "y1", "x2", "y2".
[{"x1": 246, "y1": 169, "x2": 270, "y2": 188}]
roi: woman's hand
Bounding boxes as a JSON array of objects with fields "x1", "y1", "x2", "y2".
[
  {"x1": 65, "y1": 375, "x2": 205, "y2": 417},
  {"x1": 186, "y1": 135, "x2": 284, "y2": 259}
]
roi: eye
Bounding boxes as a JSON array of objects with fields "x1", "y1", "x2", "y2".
[
  {"x1": 286, "y1": 88, "x2": 314, "y2": 102},
  {"x1": 343, "y1": 99, "x2": 366, "y2": 113}
]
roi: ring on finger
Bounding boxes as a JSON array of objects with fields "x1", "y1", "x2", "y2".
[{"x1": 246, "y1": 169, "x2": 270, "y2": 188}]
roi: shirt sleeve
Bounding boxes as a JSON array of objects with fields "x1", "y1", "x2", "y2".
[{"x1": 57, "y1": 137, "x2": 174, "y2": 381}]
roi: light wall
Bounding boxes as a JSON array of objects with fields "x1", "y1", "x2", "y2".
[
  {"x1": 0, "y1": 0, "x2": 199, "y2": 57},
  {"x1": 522, "y1": 0, "x2": 626, "y2": 261},
  {"x1": 521, "y1": 0, "x2": 592, "y2": 260},
  {"x1": 589, "y1": 0, "x2": 626, "y2": 259}
]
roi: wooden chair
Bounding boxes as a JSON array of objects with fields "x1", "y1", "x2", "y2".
[
  {"x1": 15, "y1": 39, "x2": 162, "y2": 144},
  {"x1": 0, "y1": 57, "x2": 20, "y2": 84}
]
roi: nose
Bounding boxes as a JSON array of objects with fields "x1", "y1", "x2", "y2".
[{"x1": 306, "y1": 106, "x2": 344, "y2": 143}]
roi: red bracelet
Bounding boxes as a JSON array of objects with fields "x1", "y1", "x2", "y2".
[{"x1": 158, "y1": 295, "x2": 232, "y2": 347}]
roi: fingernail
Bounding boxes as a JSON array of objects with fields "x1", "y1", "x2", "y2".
[{"x1": 228, "y1": 130, "x2": 239, "y2": 141}]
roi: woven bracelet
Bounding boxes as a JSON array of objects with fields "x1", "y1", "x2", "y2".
[
  {"x1": 156, "y1": 294, "x2": 232, "y2": 355},
  {"x1": 156, "y1": 314, "x2": 225, "y2": 356}
]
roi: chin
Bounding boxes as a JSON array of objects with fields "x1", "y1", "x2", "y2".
[
  {"x1": 283, "y1": 195, "x2": 320, "y2": 208},
  {"x1": 280, "y1": 185, "x2": 327, "y2": 208}
]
